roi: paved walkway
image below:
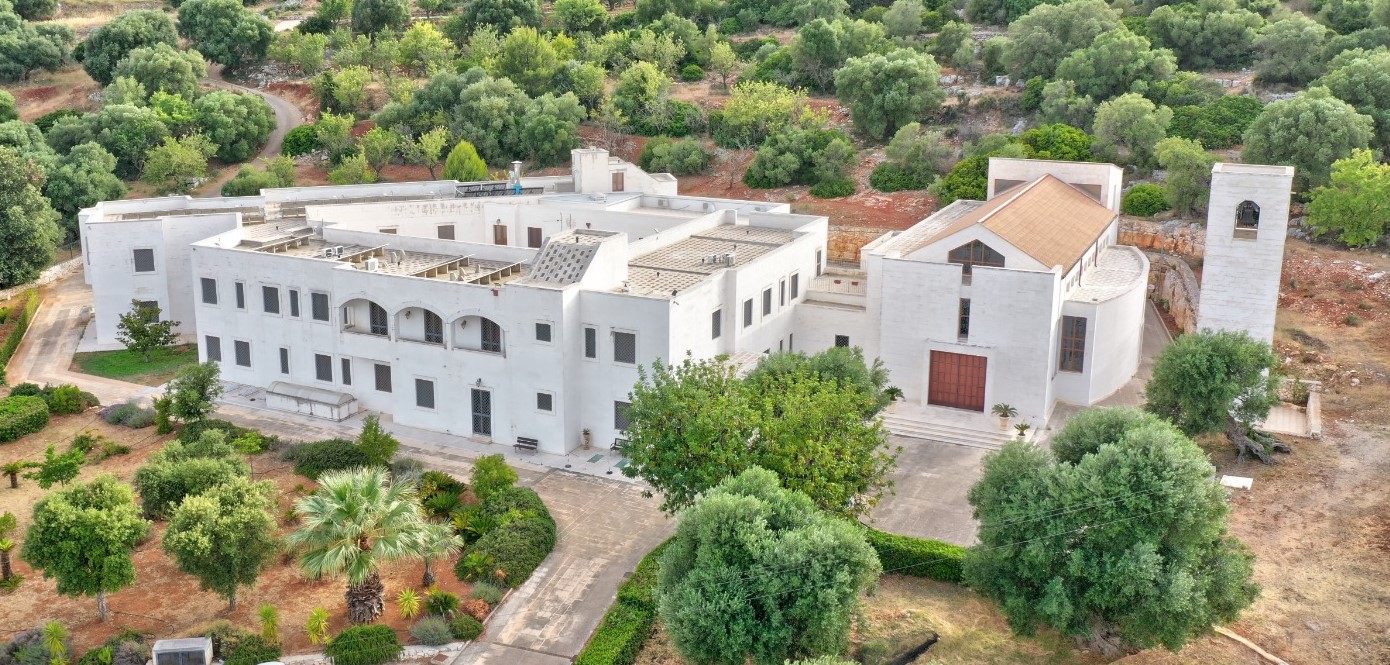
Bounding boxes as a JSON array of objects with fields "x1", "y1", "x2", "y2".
[{"x1": 869, "y1": 435, "x2": 987, "y2": 546}]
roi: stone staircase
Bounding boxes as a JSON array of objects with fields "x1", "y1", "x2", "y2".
[{"x1": 880, "y1": 411, "x2": 1018, "y2": 450}]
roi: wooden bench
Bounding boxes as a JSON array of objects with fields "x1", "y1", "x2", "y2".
[
  {"x1": 611, "y1": 437, "x2": 628, "y2": 452},
  {"x1": 514, "y1": 437, "x2": 539, "y2": 454}
]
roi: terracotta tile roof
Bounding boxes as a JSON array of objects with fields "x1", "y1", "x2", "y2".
[{"x1": 924, "y1": 174, "x2": 1116, "y2": 272}]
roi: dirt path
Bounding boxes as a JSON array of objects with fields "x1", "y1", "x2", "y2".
[{"x1": 194, "y1": 64, "x2": 306, "y2": 197}]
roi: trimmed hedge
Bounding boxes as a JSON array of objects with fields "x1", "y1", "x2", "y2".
[
  {"x1": 455, "y1": 485, "x2": 557, "y2": 588},
  {"x1": 862, "y1": 527, "x2": 965, "y2": 583},
  {"x1": 573, "y1": 540, "x2": 669, "y2": 665},
  {"x1": 0, "y1": 290, "x2": 40, "y2": 384},
  {"x1": 281, "y1": 438, "x2": 371, "y2": 479},
  {"x1": 0, "y1": 395, "x2": 49, "y2": 442},
  {"x1": 324, "y1": 625, "x2": 400, "y2": 665},
  {"x1": 223, "y1": 635, "x2": 280, "y2": 665}
]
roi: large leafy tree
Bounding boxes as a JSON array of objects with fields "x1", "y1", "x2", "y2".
[
  {"x1": 177, "y1": 0, "x2": 273, "y2": 69},
  {"x1": 1241, "y1": 87, "x2": 1373, "y2": 190},
  {"x1": 657, "y1": 467, "x2": 881, "y2": 665},
  {"x1": 622, "y1": 351, "x2": 898, "y2": 517},
  {"x1": 1319, "y1": 49, "x2": 1390, "y2": 151},
  {"x1": 77, "y1": 10, "x2": 178, "y2": 86},
  {"x1": 133, "y1": 430, "x2": 251, "y2": 519},
  {"x1": 1145, "y1": 0, "x2": 1264, "y2": 72},
  {"x1": 550, "y1": 0, "x2": 607, "y2": 34},
  {"x1": 454, "y1": 71, "x2": 531, "y2": 164},
  {"x1": 518, "y1": 92, "x2": 585, "y2": 166},
  {"x1": 456, "y1": 0, "x2": 543, "y2": 34},
  {"x1": 287, "y1": 467, "x2": 433, "y2": 624},
  {"x1": 1306, "y1": 149, "x2": 1390, "y2": 247},
  {"x1": 163, "y1": 476, "x2": 278, "y2": 610},
  {"x1": 21, "y1": 475, "x2": 151, "y2": 621},
  {"x1": 1253, "y1": 14, "x2": 1327, "y2": 86},
  {"x1": 788, "y1": 18, "x2": 886, "y2": 93},
  {"x1": 1054, "y1": 29, "x2": 1175, "y2": 103},
  {"x1": 1145, "y1": 330, "x2": 1284, "y2": 463},
  {"x1": 351, "y1": 0, "x2": 409, "y2": 36},
  {"x1": 0, "y1": 146, "x2": 62, "y2": 289},
  {"x1": 25, "y1": 444, "x2": 84, "y2": 489},
  {"x1": 47, "y1": 105, "x2": 170, "y2": 179},
  {"x1": 965, "y1": 418, "x2": 1258, "y2": 656},
  {"x1": 1004, "y1": 0, "x2": 1121, "y2": 82},
  {"x1": 1093, "y1": 93, "x2": 1171, "y2": 170},
  {"x1": 141, "y1": 134, "x2": 216, "y2": 195},
  {"x1": 713, "y1": 81, "x2": 804, "y2": 150},
  {"x1": 835, "y1": 48, "x2": 944, "y2": 140},
  {"x1": 1018, "y1": 123, "x2": 1093, "y2": 162},
  {"x1": 111, "y1": 44, "x2": 206, "y2": 101},
  {"x1": 491, "y1": 26, "x2": 559, "y2": 97},
  {"x1": 168, "y1": 361, "x2": 224, "y2": 423},
  {"x1": 1154, "y1": 137, "x2": 1217, "y2": 217},
  {"x1": 1167, "y1": 95, "x2": 1264, "y2": 151},
  {"x1": 613, "y1": 62, "x2": 672, "y2": 132},
  {"x1": 194, "y1": 91, "x2": 275, "y2": 162},
  {"x1": 394, "y1": 23, "x2": 454, "y2": 77},
  {"x1": 115, "y1": 299, "x2": 179, "y2": 362},
  {"x1": 0, "y1": 4, "x2": 77, "y2": 82}
]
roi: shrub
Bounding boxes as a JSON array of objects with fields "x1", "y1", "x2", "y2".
[
  {"x1": 281, "y1": 124, "x2": 319, "y2": 156},
  {"x1": 1121, "y1": 184, "x2": 1169, "y2": 217},
  {"x1": 470, "y1": 454, "x2": 517, "y2": 502},
  {"x1": 7, "y1": 383, "x2": 41, "y2": 397},
  {"x1": 45, "y1": 385, "x2": 86, "y2": 414},
  {"x1": 103, "y1": 403, "x2": 156, "y2": 429},
  {"x1": 133, "y1": 456, "x2": 250, "y2": 519},
  {"x1": 861, "y1": 527, "x2": 964, "y2": 583},
  {"x1": 460, "y1": 599, "x2": 490, "y2": 621},
  {"x1": 810, "y1": 177, "x2": 855, "y2": 198},
  {"x1": 447, "y1": 615, "x2": 483, "y2": 641},
  {"x1": 469, "y1": 581, "x2": 505, "y2": 605},
  {"x1": 201, "y1": 622, "x2": 249, "y2": 659},
  {"x1": 70, "y1": 432, "x2": 101, "y2": 453},
  {"x1": 869, "y1": 162, "x2": 930, "y2": 192},
  {"x1": 409, "y1": 617, "x2": 453, "y2": 646},
  {"x1": 223, "y1": 635, "x2": 279, "y2": 665},
  {"x1": 573, "y1": 541, "x2": 668, "y2": 665},
  {"x1": 391, "y1": 457, "x2": 425, "y2": 483},
  {"x1": 231, "y1": 431, "x2": 268, "y2": 454},
  {"x1": 481, "y1": 486, "x2": 548, "y2": 521},
  {"x1": 324, "y1": 625, "x2": 400, "y2": 665},
  {"x1": 34, "y1": 109, "x2": 82, "y2": 133},
  {"x1": 424, "y1": 588, "x2": 460, "y2": 617},
  {"x1": 680, "y1": 64, "x2": 704, "y2": 82},
  {"x1": 77, "y1": 646, "x2": 112, "y2": 665},
  {"x1": 282, "y1": 438, "x2": 371, "y2": 479},
  {"x1": 464, "y1": 517, "x2": 556, "y2": 587},
  {"x1": 0, "y1": 396, "x2": 50, "y2": 442},
  {"x1": 0, "y1": 291, "x2": 40, "y2": 385},
  {"x1": 637, "y1": 137, "x2": 711, "y2": 175},
  {"x1": 178, "y1": 418, "x2": 249, "y2": 443}
]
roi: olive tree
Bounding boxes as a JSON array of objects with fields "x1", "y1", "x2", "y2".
[
  {"x1": 1092, "y1": 93, "x2": 1171, "y2": 170},
  {"x1": 1241, "y1": 87, "x2": 1374, "y2": 190},
  {"x1": 163, "y1": 477, "x2": 278, "y2": 610},
  {"x1": 111, "y1": 44, "x2": 206, "y2": 101},
  {"x1": 77, "y1": 10, "x2": 178, "y2": 85},
  {"x1": 1319, "y1": 49, "x2": 1390, "y2": 151},
  {"x1": 1054, "y1": 29, "x2": 1175, "y2": 103},
  {"x1": 834, "y1": 48, "x2": 944, "y2": 140},
  {"x1": 1154, "y1": 137, "x2": 1217, "y2": 216},
  {"x1": 1305, "y1": 149, "x2": 1390, "y2": 247},
  {"x1": 177, "y1": 0, "x2": 273, "y2": 69},
  {"x1": 657, "y1": 467, "x2": 881, "y2": 665},
  {"x1": 194, "y1": 91, "x2": 275, "y2": 162},
  {"x1": 43, "y1": 142, "x2": 126, "y2": 240},
  {"x1": 1146, "y1": 0, "x2": 1264, "y2": 71},
  {"x1": 0, "y1": 147, "x2": 62, "y2": 288},
  {"x1": 1253, "y1": 14, "x2": 1327, "y2": 86},
  {"x1": 1004, "y1": 0, "x2": 1121, "y2": 81}
]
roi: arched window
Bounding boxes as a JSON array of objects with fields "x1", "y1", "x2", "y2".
[
  {"x1": 424, "y1": 310, "x2": 443, "y2": 344},
  {"x1": 947, "y1": 240, "x2": 1006, "y2": 275},
  {"x1": 1234, "y1": 201, "x2": 1260, "y2": 239},
  {"x1": 480, "y1": 317, "x2": 502, "y2": 352},
  {"x1": 369, "y1": 302, "x2": 388, "y2": 336}
]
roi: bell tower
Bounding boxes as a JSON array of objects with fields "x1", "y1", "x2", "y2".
[{"x1": 1195, "y1": 163, "x2": 1295, "y2": 344}]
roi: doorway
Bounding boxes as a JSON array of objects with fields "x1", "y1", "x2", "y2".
[
  {"x1": 927, "y1": 351, "x2": 988, "y2": 412},
  {"x1": 471, "y1": 388, "x2": 492, "y2": 436}
]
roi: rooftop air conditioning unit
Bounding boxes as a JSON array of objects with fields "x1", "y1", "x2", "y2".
[
  {"x1": 334, "y1": 246, "x2": 344, "y2": 256},
  {"x1": 152, "y1": 638, "x2": 212, "y2": 665},
  {"x1": 365, "y1": 258, "x2": 381, "y2": 271},
  {"x1": 320, "y1": 248, "x2": 333, "y2": 258},
  {"x1": 724, "y1": 252, "x2": 735, "y2": 266}
]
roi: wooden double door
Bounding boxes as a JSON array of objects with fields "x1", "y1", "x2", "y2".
[{"x1": 927, "y1": 351, "x2": 988, "y2": 412}]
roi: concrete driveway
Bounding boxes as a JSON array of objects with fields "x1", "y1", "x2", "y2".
[{"x1": 870, "y1": 435, "x2": 987, "y2": 546}]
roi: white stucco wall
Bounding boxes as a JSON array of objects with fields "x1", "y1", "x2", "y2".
[{"x1": 1196, "y1": 164, "x2": 1294, "y2": 344}]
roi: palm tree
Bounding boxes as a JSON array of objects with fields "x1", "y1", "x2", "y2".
[
  {"x1": 0, "y1": 512, "x2": 17, "y2": 582},
  {"x1": 2, "y1": 460, "x2": 35, "y2": 489},
  {"x1": 418, "y1": 522, "x2": 462, "y2": 588},
  {"x1": 287, "y1": 467, "x2": 433, "y2": 623}
]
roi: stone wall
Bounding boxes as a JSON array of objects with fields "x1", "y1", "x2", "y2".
[
  {"x1": 0, "y1": 256, "x2": 83, "y2": 303},
  {"x1": 1150, "y1": 253, "x2": 1200, "y2": 334},
  {"x1": 1120, "y1": 217, "x2": 1206, "y2": 259},
  {"x1": 827, "y1": 226, "x2": 892, "y2": 263}
]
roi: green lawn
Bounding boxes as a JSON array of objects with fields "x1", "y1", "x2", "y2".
[{"x1": 71, "y1": 344, "x2": 199, "y2": 386}]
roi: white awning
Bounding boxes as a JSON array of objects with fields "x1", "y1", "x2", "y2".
[{"x1": 266, "y1": 381, "x2": 355, "y2": 406}]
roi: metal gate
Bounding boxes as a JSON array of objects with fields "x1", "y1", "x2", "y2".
[
  {"x1": 927, "y1": 351, "x2": 988, "y2": 412},
  {"x1": 471, "y1": 388, "x2": 492, "y2": 436}
]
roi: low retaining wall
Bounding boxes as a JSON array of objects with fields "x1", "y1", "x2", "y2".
[
  {"x1": 0, "y1": 256, "x2": 83, "y2": 303},
  {"x1": 827, "y1": 226, "x2": 891, "y2": 263}
]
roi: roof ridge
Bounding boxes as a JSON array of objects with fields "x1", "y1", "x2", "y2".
[{"x1": 972, "y1": 174, "x2": 1050, "y2": 227}]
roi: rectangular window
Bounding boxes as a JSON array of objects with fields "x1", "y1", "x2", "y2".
[
  {"x1": 315, "y1": 354, "x2": 333, "y2": 381},
  {"x1": 815, "y1": 249, "x2": 823, "y2": 276},
  {"x1": 493, "y1": 225, "x2": 508, "y2": 245},
  {"x1": 379, "y1": 227, "x2": 398, "y2": 234},
  {"x1": 743, "y1": 298, "x2": 753, "y2": 327},
  {"x1": 205, "y1": 335, "x2": 221, "y2": 362},
  {"x1": 527, "y1": 227, "x2": 543, "y2": 248},
  {"x1": 200, "y1": 278, "x2": 218, "y2": 304},
  {"x1": 614, "y1": 400, "x2": 632, "y2": 431},
  {"x1": 437, "y1": 224, "x2": 455, "y2": 240},
  {"x1": 779, "y1": 279, "x2": 786, "y2": 306},
  {"x1": 1059, "y1": 316, "x2": 1087, "y2": 372},
  {"x1": 288, "y1": 290, "x2": 300, "y2": 317},
  {"x1": 790, "y1": 273, "x2": 799, "y2": 300},
  {"x1": 138, "y1": 301, "x2": 159, "y2": 318},
  {"x1": 374, "y1": 363, "x2": 392, "y2": 392},
  {"x1": 613, "y1": 331, "x2": 636, "y2": 364},
  {"x1": 132, "y1": 248, "x2": 155, "y2": 273},
  {"x1": 234, "y1": 282, "x2": 245, "y2": 309},
  {"x1": 234, "y1": 340, "x2": 251, "y2": 367},
  {"x1": 711, "y1": 309, "x2": 722, "y2": 339},
  {"x1": 279, "y1": 348, "x2": 290, "y2": 374},
  {"x1": 584, "y1": 327, "x2": 597, "y2": 358},
  {"x1": 311, "y1": 292, "x2": 330, "y2": 321},
  {"x1": 481, "y1": 318, "x2": 502, "y2": 352},
  {"x1": 536, "y1": 392, "x2": 553, "y2": 412},
  {"x1": 415, "y1": 379, "x2": 435, "y2": 409},
  {"x1": 263, "y1": 286, "x2": 280, "y2": 314},
  {"x1": 958, "y1": 298, "x2": 971, "y2": 339},
  {"x1": 762, "y1": 288, "x2": 772, "y2": 316},
  {"x1": 341, "y1": 358, "x2": 352, "y2": 385},
  {"x1": 535, "y1": 322, "x2": 552, "y2": 342},
  {"x1": 834, "y1": 335, "x2": 849, "y2": 348}
]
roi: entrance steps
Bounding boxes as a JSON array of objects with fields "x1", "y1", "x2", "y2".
[{"x1": 880, "y1": 410, "x2": 1017, "y2": 451}]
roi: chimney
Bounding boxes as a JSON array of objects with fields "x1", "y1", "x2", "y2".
[{"x1": 508, "y1": 161, "x2": 523, "y2": 194}]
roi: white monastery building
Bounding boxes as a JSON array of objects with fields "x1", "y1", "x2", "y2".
[{"x1": 81, "y1": 150, "x2": 1162, "y2": 453}]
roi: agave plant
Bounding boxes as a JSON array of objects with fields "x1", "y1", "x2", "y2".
[
  {"x1": 397, "y1": 588, "x2": 421, "y2": 620},
  {"x1": 304, "y1": 607, "x2": 330, "y2": 646},
  {"x1": 286, "y1": 467, "x2": 434, "y2": 624}
]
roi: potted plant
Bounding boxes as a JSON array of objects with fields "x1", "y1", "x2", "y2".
[
  {"x1": 581, "y1": 428, "x2": 591, "y2": 450},
  {"x1": 991, "y1": 404, "x2": 1017, "y2": 431},
  {"x1": 1014, "y1": 423, "x2": 1031, "y2": 439},
  {"x1": 884, "y1": 386, "x2": 903, "y2": 402}
]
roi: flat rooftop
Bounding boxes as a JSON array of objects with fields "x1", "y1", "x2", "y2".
[
  {"x1": 625, "y1": 224, "x2": 795, "y2": 297},
  {"x1": 1068, "y1": 246, "x2": 1146, "y2": 303},
  {"x1": 245, "y1": 234, "x2": 530, "y2": 285}
]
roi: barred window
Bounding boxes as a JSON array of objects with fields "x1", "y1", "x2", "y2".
[
  {"x1": 614, "y1": 400, "x2": 632, "y2": 431},
  {"x1": 311, "y1": 292, "x2": 330, "y2": 321},
  {"x1": 762, "y1": 288, "x2": 772, "y2": 315},
  {"x1": 415, "y1": 379, "x2": 435, "y2": 409},
  {"x1": 481, "y1": 318, "x2": 502, "y2": 352},
  {"x1": 234, "y1": 340, "x2": 251, "y2": 367},
  {"x1": 279, "y1": 347, "x2": 289, "y2": 374},
  {"x1": 132, "y1": 248, "x2": 155, "y2": 273},
  {"x1": 711, "y1": 310, "x2": 721, "y2": 339},
  {"x1": 315, "y1": 354, "x2": 333, "y2": 381},
  {"x1": 790, "y1": 273, "x2": 799, "y2": 299},
  {"x1": 958, "y1": 298, "x2": 971, "y2": 339},
  {"x1": 288, "y1": 290, "x2": 300, "y2": 317},
  {"x1": 263, "y1": 286, "x2": 280, "y2": 314},
  {"x1": 1059, "y1": 316, "x2": 1087, "y2": 372},
  {"x1": 374, "y1": 363, "x2": 392, "y2": 392},
  {"x1": 200, "y1": 278, "x2": 218, "y2": 304},
  {"x1": 743, "y1": 299, "x2": 753, "y2": 327},
  {"x1": 341, "y1": 358, "x2": 352, "y2": 385},
  {"x1": 535, "y1": 322, "x2": 552, "y2": 342},
  {"x1": 537, "y1": 392, "x2": 553, "y2": 411},
  {"x1": 205, "y1": 336, "x2": 221, "y2": 362},
  {"x1": 369, "y1": 302, "x2": 388, "y2": 336},
  {"x1": 584, "y1": 327, "x2": 597, "y2": 358},
  {"x1": 235, "y1": 282, "x2": 245, "y2": 309},
  {"x1": 613, "y1": 331, "x2": 636, "y2": 364},
  {"x1": 834, "y1": 335, "x2": 849, "y2": 348}
]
